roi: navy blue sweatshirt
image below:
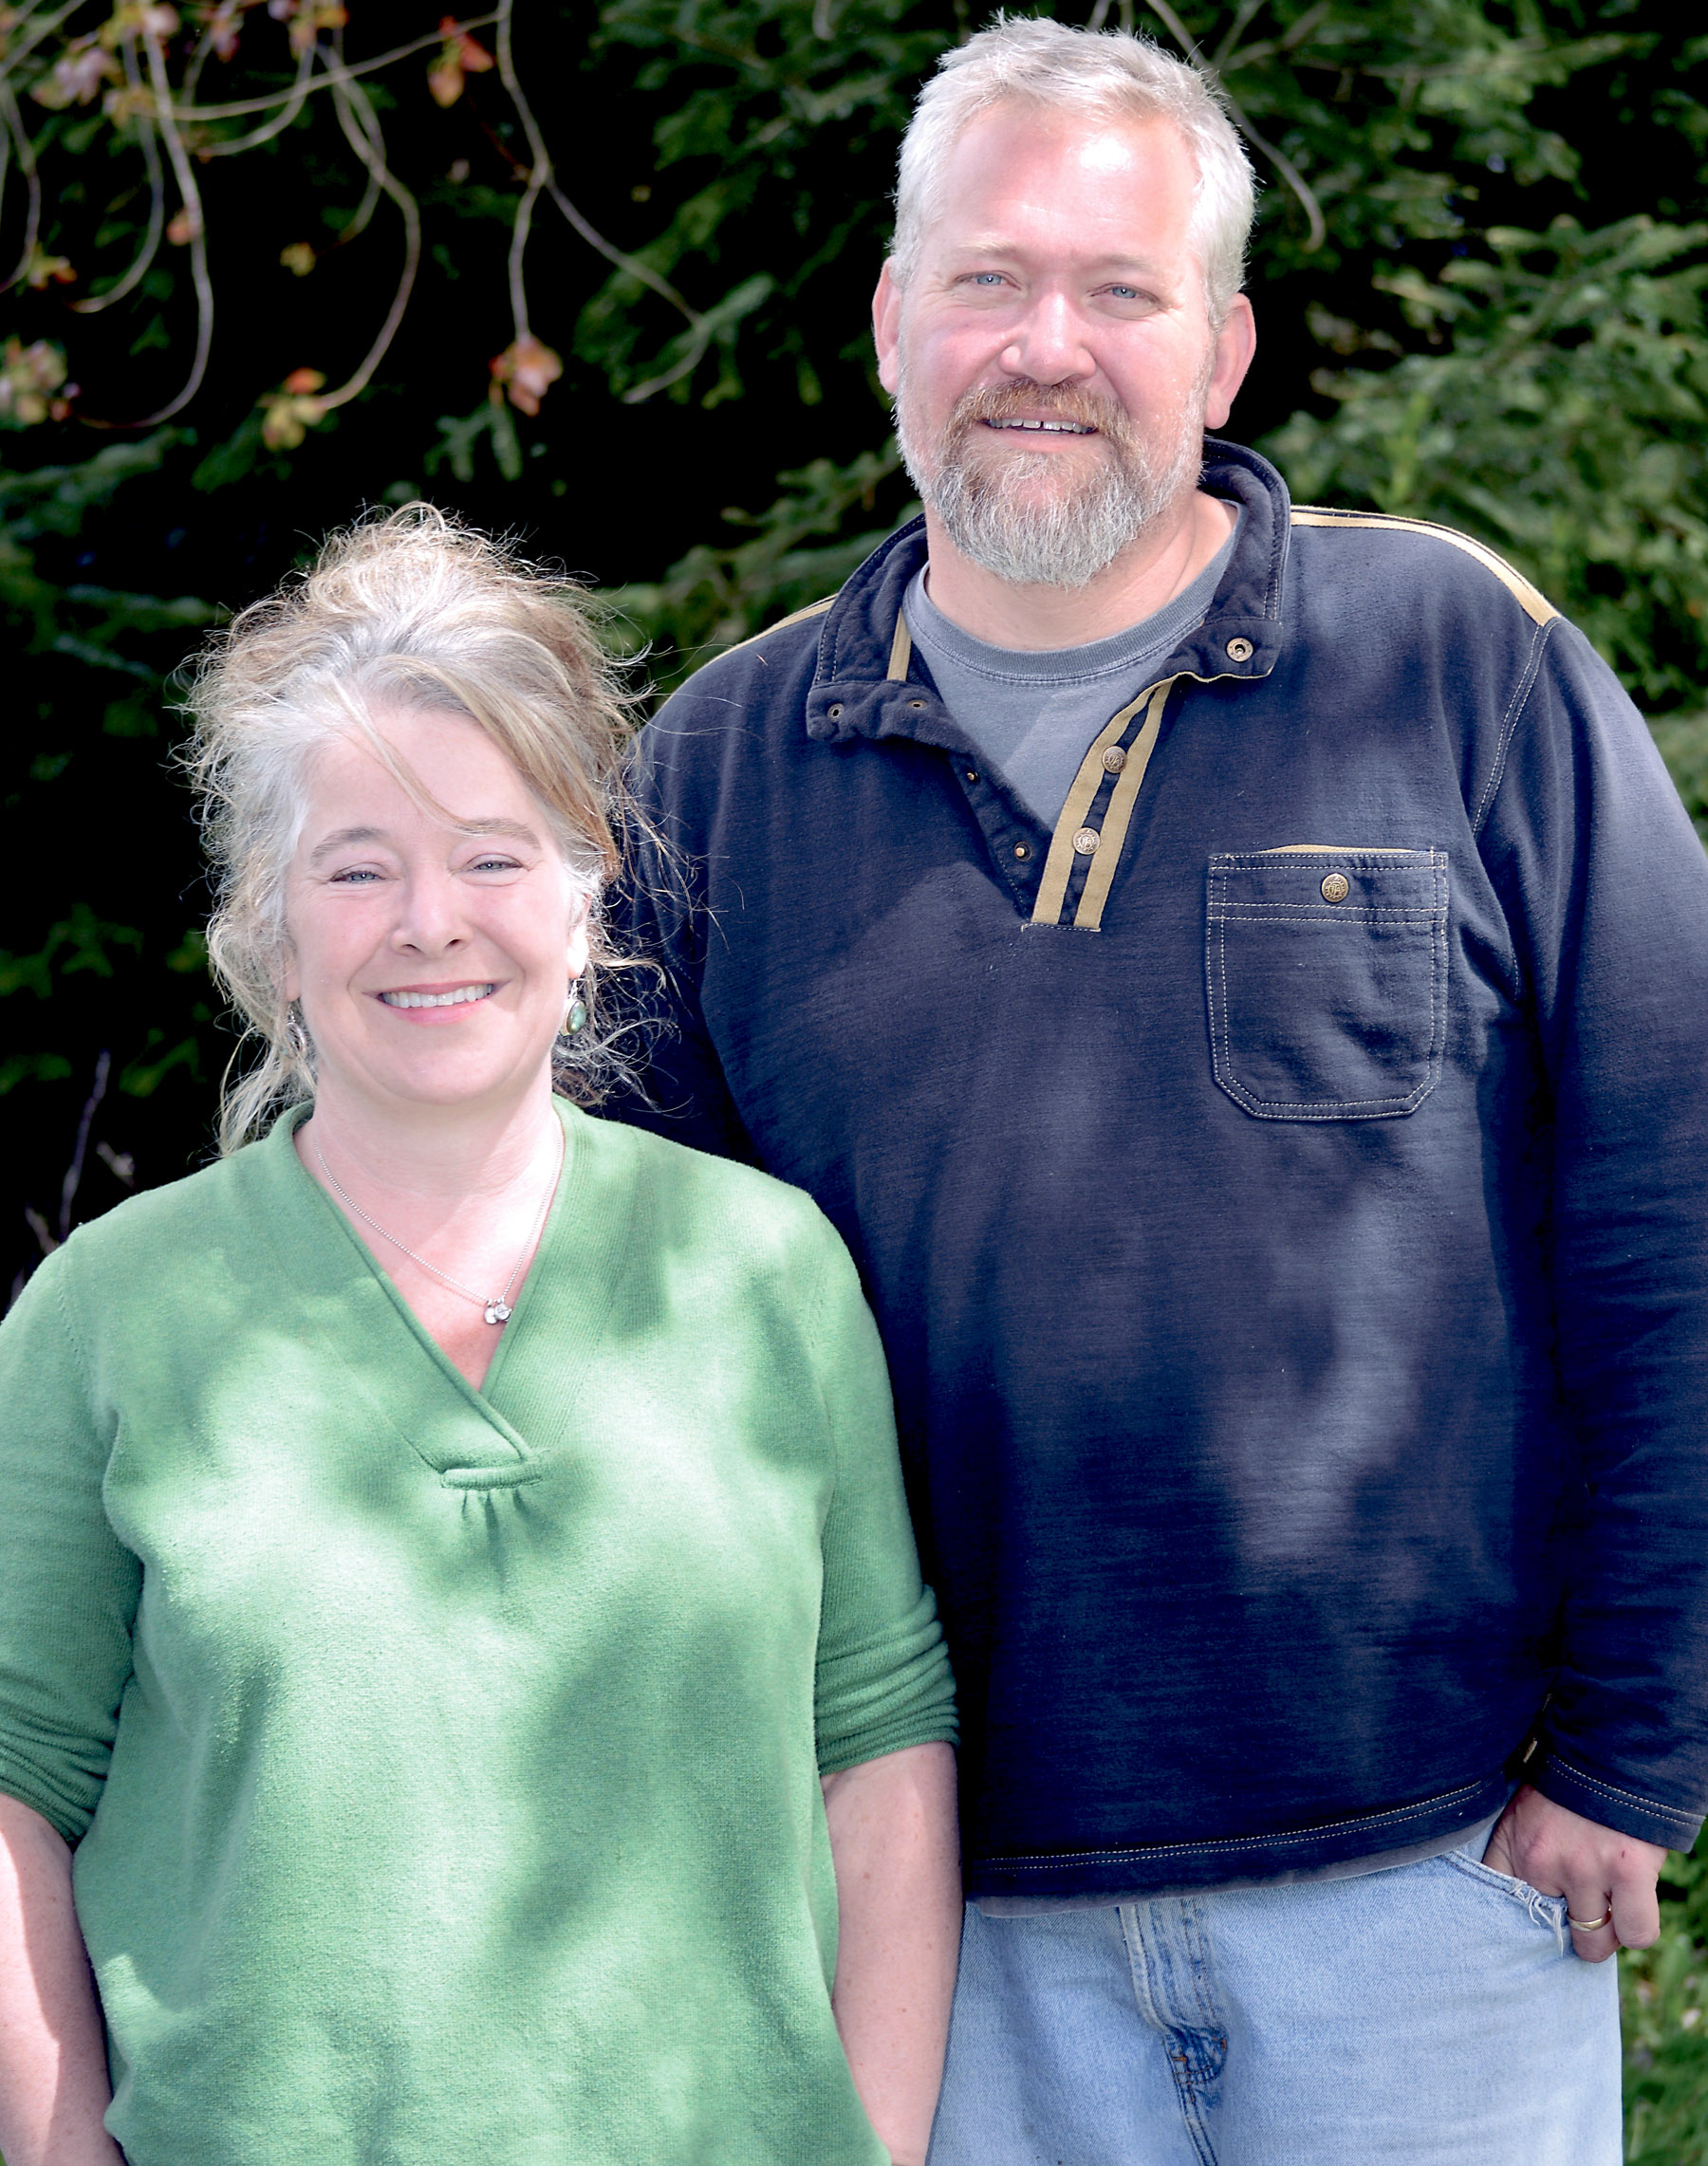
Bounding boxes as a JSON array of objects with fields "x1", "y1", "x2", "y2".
[{"x1": 610, "y1": 442, "x2": 1708, "y2": 1898}]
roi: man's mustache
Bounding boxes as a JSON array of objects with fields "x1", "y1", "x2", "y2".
[{"x1": 943, "y1": 380, "x2": 1138, "y2": 454}]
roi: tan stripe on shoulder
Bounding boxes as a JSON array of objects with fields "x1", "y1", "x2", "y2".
[
  {"x1": 715, "y1": 593, "x2": 837, "y2": 662},
  {"x1": 1290, "y1": 506, "x2": 1558, "y2": 628}
]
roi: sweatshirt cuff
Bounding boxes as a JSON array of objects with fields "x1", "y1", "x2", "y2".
[{"x1": 1531, "y1": 1749, "x2": 1704, "y2": 1852}]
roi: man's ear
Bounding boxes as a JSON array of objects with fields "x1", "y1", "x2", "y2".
[
  {"x1": 873, "y1": 259, "x2": 902, "y2": 398},
  {"x1": 1203, "y1": 293, "x2": 1256, "y2": 433}
]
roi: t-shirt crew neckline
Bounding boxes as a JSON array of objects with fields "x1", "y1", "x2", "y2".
[
  {"x1": 904, "y1": 504, "x2": 1241, "y2": 685},
  {"x1": 902, "y1": 504, "x2": 1241, "y2": 826}
]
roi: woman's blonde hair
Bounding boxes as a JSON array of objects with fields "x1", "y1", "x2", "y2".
[{"x1": 180, "y1": 505, "x2": 642, "y2": 1154}]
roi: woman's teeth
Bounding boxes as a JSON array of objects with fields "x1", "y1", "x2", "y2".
[{"x1": 380, "y1": 984, "x2": 495, "y2": 1009}]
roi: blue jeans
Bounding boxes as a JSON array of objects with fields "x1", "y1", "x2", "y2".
[{"x1": 928, "y1": 1827, "x2": 1621, "y2": 2165}]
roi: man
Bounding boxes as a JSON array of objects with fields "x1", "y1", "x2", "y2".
[{"x1": 615, "y1": 18, "x2": 1708, "y2": 2160}]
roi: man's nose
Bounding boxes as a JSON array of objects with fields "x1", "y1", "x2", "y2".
[{"x1": 999, "y1": 290, "x2": 1095, "y2": 385}]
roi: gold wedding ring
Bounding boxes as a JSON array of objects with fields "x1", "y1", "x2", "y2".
[{"x1": 1568, "y1": 1905, "x2": 1614, "y2": 1931}]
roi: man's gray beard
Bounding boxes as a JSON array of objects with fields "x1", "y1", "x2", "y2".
[{"x1": 896, "y1": 366, "x2": 1209, "y2": 591}]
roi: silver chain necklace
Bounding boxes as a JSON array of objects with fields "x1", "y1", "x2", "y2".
[{"x1": 311, "y1": 1130, "x2": 562, "y2": 1326}]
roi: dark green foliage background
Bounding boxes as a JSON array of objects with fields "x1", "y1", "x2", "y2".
[{"x1": 1, "y1": 2, "x2": 1706, "y2": 2133}]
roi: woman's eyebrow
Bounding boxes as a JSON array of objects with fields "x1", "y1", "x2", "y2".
[
  {"x1": 455, "y1": 818, "x2": 542, "y2": 843},
  {"x1": 307, "y1": 824, "x2": 387, "y2": 865},
  {"x1": 306, "y1": 816, "x2": 541, "y2": 866}
]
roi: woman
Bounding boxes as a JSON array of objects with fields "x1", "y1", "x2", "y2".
[{"x1": 0, "y1": 509, "x2": 959, "y2": 2166}]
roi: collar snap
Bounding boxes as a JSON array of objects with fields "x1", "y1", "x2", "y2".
[{"x1": 1225, "y1": 637, "x2": 1254, "y2": 663}]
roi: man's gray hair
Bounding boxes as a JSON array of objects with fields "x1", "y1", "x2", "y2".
[{"x1": 891, "y1": 16, "x2": 1256, "y2": 327}]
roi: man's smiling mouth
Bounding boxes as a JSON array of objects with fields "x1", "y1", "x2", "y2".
[
  {"x1": 379, "y1": 984, "x2": 495, "y2": 1009},
  {"x1": 984, "y1": 418, "x2": 1095, "y2": 434}
]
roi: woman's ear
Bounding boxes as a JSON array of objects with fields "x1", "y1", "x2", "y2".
[{"x1": 566, "y1": 905, "x2": 591, "y2": 985}]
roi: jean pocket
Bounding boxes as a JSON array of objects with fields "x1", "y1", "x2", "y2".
[
  {"x1": 1438, "y1": 1846, "x2": 1571, "y2": 1942},
  {"x1": 1205, "y1": 846, "x2": 1448, "y2": 1120}
]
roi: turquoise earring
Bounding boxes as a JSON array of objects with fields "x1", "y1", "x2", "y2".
[{"x1": 562, "y1": 980, "x2": 587, "y2": 1038}]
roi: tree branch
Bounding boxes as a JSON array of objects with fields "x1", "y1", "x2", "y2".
[
  {"x1": 1142, "y1": 0, "x2": 1325, "y2": 252},
  {"x1": 315, "y1": 68, "x2": 419, "y2": 411},
  {"x1": 0, "y1": 76, "x2": 42, "y2": 297},
  {"x1": 71, "y1": 34, "x2": 164, "y2": 314}
]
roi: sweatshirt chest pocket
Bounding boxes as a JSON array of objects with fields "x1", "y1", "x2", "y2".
[{"x1": 1205, "y1": 848, "x2": 1448, "y2": 1120}]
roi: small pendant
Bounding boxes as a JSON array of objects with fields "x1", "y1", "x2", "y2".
[{"x1": 483, "y1": 1300, "x2": 511, "y2": 1326}]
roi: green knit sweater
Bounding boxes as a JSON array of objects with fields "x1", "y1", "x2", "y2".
[{"x1": 0, "y1": 1102, "x2": 956, "y2": 2165}]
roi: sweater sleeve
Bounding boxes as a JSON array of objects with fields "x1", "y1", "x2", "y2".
[
  {"x1": 808, "y1": 1230, "x2": 957, "y2": 1776},
  {"x1": 1478, "y1": 618, "x2": 1708, "y2": 1850},
  {"x1": 0, "y1": 1244, "x2": 140, "y2": 1843}
]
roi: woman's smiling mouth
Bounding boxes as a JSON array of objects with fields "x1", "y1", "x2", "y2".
[{"x1": 378, "y1": 983, "x2": 496, "y2": 1009}]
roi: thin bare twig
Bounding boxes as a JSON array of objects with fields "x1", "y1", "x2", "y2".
[
  {"x1": 1276, "y1": 2, "x2": 1331, "y2": 54},
  {"x1": 508, "y1": 160, "x2": 545, "y2": 342},
  {"x1": 1212, "y1": 0, "x2": 1268, "y2": 67},
  {"x1": 113, "y1": 23, "x2": 215, "y2": 421},
  {"x1": 58, "y1": 1048, "x2": 110, "y2": 1243},
  {"x1": 1219, "y1": 95, "x2": 1325, "y2": 249},
  {"x1": 72, "y1": 34, "x2": 165, "y2": 313},
  {"x1": 619, "y1": 315, "x2": 716, "y2": 403},
  {"x1": 495, "y1": 0, "x2": 542, "y2": 340},
  {"x1": 0, "y1": 76, "x2": 42, "y2": 295},
  {"x1": 0, "y1": 0, "x2": 87, "y2": 91},
  {"x1": 198, "y1": 38, "x2": 315, "y2": 157},
  {"x1": 1143, "y1": 0, "x2": 1325, "y2": 251},
  {"x1": 315, "y1": 69, "x2": 418, "y2": 410},
  {"x1": 327, "y1": 139, "x2": 382, "y2": 250},
  {"x1": 544, "y1": 172, "x2": 701, "y2": 324},
  {"x1": 156, "y1": 14, "x2": 500, "y2": 123},
  {"x1": 491, "y1": 0, "x2": 708, "y2": 398}
]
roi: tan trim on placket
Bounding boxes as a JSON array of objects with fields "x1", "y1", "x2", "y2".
[
  {"x1": 1030, "y1": 677, "x2": 1178, "y2": 929},
  {"x1": 1072, "y1": 678, "x2": 1175, "y2": 930},
  {"x1": 886, "y1": 614, "x2": 914, "y2": 682}
]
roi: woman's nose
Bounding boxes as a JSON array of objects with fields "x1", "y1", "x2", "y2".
[{"x1": 391, "y1": 867, "x2": 467, "y2": 952}]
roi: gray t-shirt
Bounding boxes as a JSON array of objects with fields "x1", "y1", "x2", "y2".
[{"x1": 902, "y1": 511, "x2": 1240, "y2": 827}]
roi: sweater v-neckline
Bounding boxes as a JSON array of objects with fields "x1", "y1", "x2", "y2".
[{"x1": 252, "y1": 1100, "x2": 621, "y2": 1486}]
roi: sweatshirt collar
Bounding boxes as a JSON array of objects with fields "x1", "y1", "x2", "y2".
[{"x1": 803, "y1": 436, "x2": 1290, "y2": 746}]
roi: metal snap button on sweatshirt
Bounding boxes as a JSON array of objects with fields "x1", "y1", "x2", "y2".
[
  {"x1": 1226, "y1": 637, "x2": 1254, "y2": 663},
  {"x1": 1072, "y1": 828, "x2": 1100, "y2": 856},
  {"x1": 1103, "y1": 747, "x2": 1127, "y2": 774},
  {"x1": 1321, "y1": 872, "x2": 1350, "y2": 902}
]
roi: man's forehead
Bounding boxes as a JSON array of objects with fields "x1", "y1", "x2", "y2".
[
  {"x1": 946, "y1": 98, "x2": 1193, "y2": 175},
  {"x1": 921, "y1": 103, "x2": 1197, "y2": 259}
]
